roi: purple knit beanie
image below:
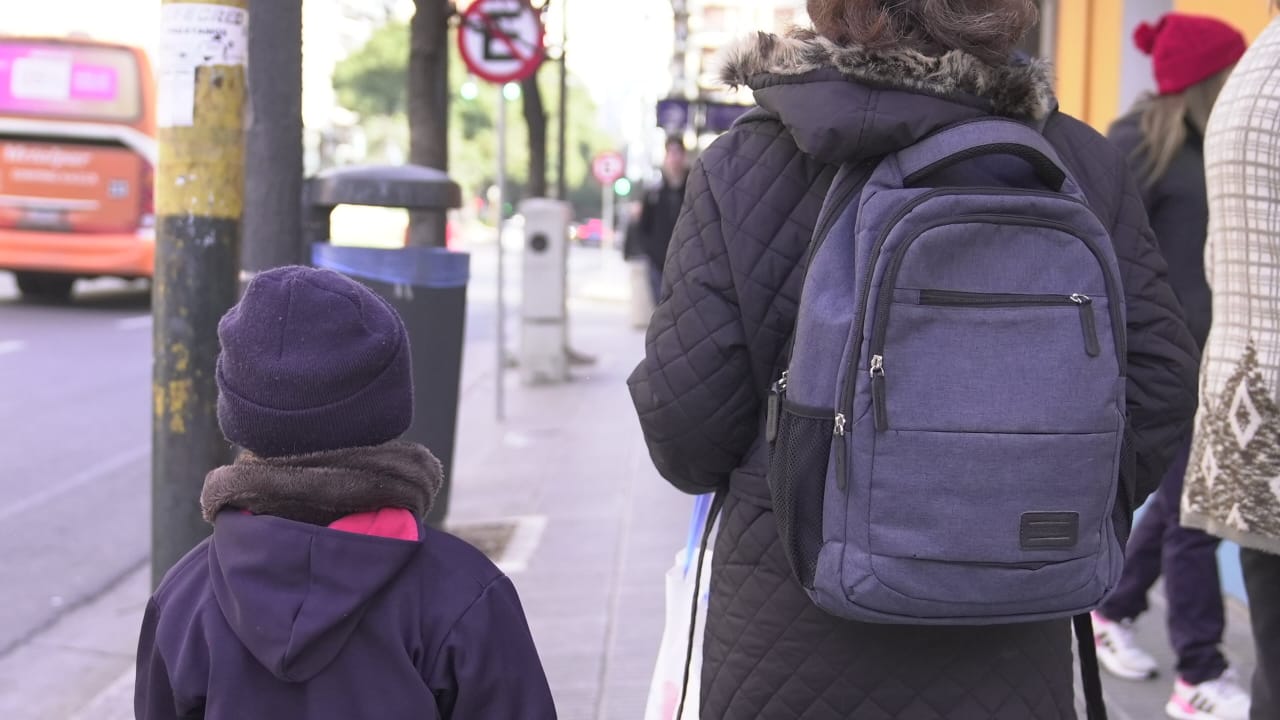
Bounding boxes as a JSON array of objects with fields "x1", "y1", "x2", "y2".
[{"x1": 215, "y1": 266, "x2": 413, "y2": 457}]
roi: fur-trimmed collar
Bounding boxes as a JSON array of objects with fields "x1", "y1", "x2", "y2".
[
  {"x1": 201, "y1": 440, "x2": 442, "y2": 526},
  {"x1": 718, "y1": 29, "x2": 1055, "y2": 120}
]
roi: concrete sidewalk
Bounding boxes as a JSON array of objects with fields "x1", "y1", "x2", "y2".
[{"x1": 6, "y1": 249, "x2": 1263, "y2": 720}]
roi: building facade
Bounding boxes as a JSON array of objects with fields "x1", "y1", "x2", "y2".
[
  {"x1": 1047, "y1": 0, "x2": 1274, "y2": 130},
  {"x1": 670, "y1": 0, "x2": 808, "y2": 101}
]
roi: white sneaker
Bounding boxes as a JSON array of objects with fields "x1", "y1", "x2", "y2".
[
  {"x1": 1165, "y1": 670, "x2": 1251, "y2": 720},
  {"x1": 1091, "y1": 611, "x2": 1159, "y2": 680}
]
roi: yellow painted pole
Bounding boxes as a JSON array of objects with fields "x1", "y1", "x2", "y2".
[{"x1": 152, "y1": 0, "x2": 248, "y2": 587}]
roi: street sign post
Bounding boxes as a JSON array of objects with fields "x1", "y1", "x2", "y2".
[
  {"x1": 592, "y1": 151, "x2": 625, "y2": 185},
  {"x1": 592, "y1": 151, "x2": 625, "y2": 249},
  {"x1": 457, "y1": 0, "x2": 545, "y2": 421}
]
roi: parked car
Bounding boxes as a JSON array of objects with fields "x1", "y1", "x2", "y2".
[{"x1": 574, "y1": 218, "x2": 603, "y2": 247}]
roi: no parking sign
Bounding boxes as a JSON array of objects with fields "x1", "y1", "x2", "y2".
[{"x1": 457, "y1": 0, "x2": 546, "y2": 85}]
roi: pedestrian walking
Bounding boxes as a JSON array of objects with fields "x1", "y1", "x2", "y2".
[
  {"x1": 1184, "y1": 7, "x2": 1280, "y2": 719},
  {"x1": 637, "y1": 137, "x2": 690, "y2": 304},
  {"x1": 629, "y1": 1, "x2": 1199, "y2": 718},
  {"x1": 1089, "y1": 14, "x2": 1251, "y2": 720},
  {"x1": 134, "y1": 266, "x2": 556, "y2": 720}
]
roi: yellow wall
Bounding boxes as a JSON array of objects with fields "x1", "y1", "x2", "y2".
[
  {"x1": 1055, "y1": 0, "x2": 1126, "y2": 129},
  {"x1": 1173, "y1": 0, "x2": 1275, "y2": 40}
]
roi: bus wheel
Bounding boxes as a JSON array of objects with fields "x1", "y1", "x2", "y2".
[{"x1": 15, "y1": 272, "x2": 75, "y2": 302}]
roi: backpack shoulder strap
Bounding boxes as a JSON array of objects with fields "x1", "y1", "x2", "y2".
[
  {"x1": 895, "y1": 117, "x2": 1077, "y2": 195},
  {"x1": 776, "y1": 158, "x2": 878, "y2": 371}
]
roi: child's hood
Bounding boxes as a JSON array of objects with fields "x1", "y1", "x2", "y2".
[{"x1": 207, "y1": 510, "x2": 421, "y2": 683}]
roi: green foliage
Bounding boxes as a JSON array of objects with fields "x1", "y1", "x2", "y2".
[
  {"x1": 332, "y1": 22, "x2": 412, "y2": 117},
  {"x1": 331, "y1": 19, "x2": 618, "y2": 217}
]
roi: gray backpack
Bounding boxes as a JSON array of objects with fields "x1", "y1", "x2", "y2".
[{"x1": 766, "y1": 118, "x2": 1128, "y2": 626}]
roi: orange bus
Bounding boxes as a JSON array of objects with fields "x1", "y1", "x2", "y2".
[{"x1": 0, "y1": 37, "x2": 155, "y2": 300}]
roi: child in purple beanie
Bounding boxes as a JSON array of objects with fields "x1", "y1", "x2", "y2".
[{"x1": 135, "y1": 266, "x2": 557, "y2": 720}]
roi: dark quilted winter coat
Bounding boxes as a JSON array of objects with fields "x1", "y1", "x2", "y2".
[{"x1": 629, "y1": 31, "x2": 1200, "y2": 720}]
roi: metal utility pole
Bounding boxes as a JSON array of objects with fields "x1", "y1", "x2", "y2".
[
  {"x1": 408, "y1": 0, "x2": 452, "y2": 247},
  {"x1": 555, "y1": 0, "x2": 568, "y2": 200},
  {"x1": 244, "y1": 0, "x2": 304, "y2": 273},
  {"x1": 152, "y1": 0, "x2": 248, "y2": 587}
]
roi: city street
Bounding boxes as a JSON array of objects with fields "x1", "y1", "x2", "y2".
[
  {"x1": 0, "y1": 274, "x2": 152, "y2": 660},
  {"x1": 0, "y1": 235, "x2": 612, "y2": 663}
]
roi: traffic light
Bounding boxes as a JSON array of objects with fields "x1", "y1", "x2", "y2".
[{"x1": 613, "y1": 177, "x2": 632, "y2": 197}]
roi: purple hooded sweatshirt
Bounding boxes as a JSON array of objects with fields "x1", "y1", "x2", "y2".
[{"x1": 135, "y1": 511, "x2": 557, "y2": 719}]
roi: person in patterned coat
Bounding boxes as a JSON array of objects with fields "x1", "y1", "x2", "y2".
[{"x1": 1183, "y1": 9, "x2": 1280, "y2": 719}]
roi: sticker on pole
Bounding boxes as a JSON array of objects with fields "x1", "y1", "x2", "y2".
[
  {"x1": 592, "y1": 151, "x2": 625, "y2": 185},
  {"x1": 157, "y1": 3, "x2": 249, "y2": 128},
  {"x1": 457, "y1": 0, "x2": 545, "y2": 85}
]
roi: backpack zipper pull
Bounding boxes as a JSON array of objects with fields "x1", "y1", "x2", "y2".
[
  {"x1": 834, "y1": 412, "x2": 846, "y2": 436},
  {"x1": 766, "y1": 371, "x2": 787, "y2": 443},
  {"x1": 870, "y1": 355, "x2": 888, "y2": 431},
  {"x1": 1071, "y1": 294, "x2": 1101, "y2": 358}
]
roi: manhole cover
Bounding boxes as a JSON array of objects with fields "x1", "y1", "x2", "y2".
[
  {"x1": 446, "y1": 516, "x2": 547, "y2": 573},
  {"x1": 448, "y1": 521, "x2": 517, "y2": 562}
]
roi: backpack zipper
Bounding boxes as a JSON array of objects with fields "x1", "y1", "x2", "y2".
[
  {"x1": 1070, "y1": 294, "x2": 1102, "y2": 358},
  {"x1": 766, "y1": 370, "x2": 788, "y2": 443},
  {"x1": 870, "y1": 355, "x2": 888, "y2": 432},
  {"x1": 917, "y1": 290, "x2": 1102, "y2": 358}
]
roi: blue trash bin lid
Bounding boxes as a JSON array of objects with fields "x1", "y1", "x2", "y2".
[{"x1": 312, "y1": 244, "x2": 470, "y2": 289}]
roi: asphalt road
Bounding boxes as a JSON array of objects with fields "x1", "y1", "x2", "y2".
[{"x1": 0, "y1": 274, "x2": 154, "y2": 658}]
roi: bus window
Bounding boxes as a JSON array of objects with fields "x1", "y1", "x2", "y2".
[{"x1": 0, "y1": 38, "x2": 155, "y2": 301}]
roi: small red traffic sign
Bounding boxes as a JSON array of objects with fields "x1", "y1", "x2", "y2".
[
  {"x1": 592, "y1": 151, "x2": 625, "y2": 185},
  {"x1": 457, "y1": 0, "x2": 546, "y2": 85}
]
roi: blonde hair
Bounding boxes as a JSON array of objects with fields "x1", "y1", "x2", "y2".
[{"x1": 1134, "y1": 68, "x2": 1232, "y2": 185}]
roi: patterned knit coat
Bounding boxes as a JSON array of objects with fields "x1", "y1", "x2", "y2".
[{"x1": 1185, "y1": 17, "x2": 1280, "y2": 556}]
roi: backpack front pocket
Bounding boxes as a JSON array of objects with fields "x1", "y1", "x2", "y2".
[
  {"x1": 869, "y1": 289, "x2": 1118, "y2": 435},
  {"x1": 864, "y1": 426, "x2": 1120, "y2": 611},
  {"x1": 767, "y1": 403, "x2": 833, "y2": 590}
]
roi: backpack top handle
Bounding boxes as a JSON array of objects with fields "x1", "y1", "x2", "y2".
[{"x1": 897, "y1": 118, "x2": 1074, "y2": 194}]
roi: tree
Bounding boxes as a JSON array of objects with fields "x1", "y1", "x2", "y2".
[
  {"x1": 521, "y1": 73, "x2": 548, "y2": 198},
  {"x1": 331, "y1": 17, "x2": 616, "y2": 218},
  {"x1": 333, "y1": 18, "x2": 411, "y2": 116},
  {"x1": 407, "y1": 0, "x2": 451, "y2": 246}
]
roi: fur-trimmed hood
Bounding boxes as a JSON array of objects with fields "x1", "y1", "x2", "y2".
[
  {"x1": 706, "y1": 30, "x2": 1058, "y2": 165},
  {"x1": 719, "y1": 29, "x2": 1055, "y2": 120}
]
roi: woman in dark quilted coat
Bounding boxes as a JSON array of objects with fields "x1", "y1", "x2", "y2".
[{"x1": 628, "y1": 1, "x2": 1200, "y2": 718}]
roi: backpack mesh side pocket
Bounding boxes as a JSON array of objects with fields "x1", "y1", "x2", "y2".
[{"x1": 767, "y1": 406, "x2": 833, "y2": 590}]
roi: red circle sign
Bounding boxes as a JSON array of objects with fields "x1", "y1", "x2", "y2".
[
  {"x1": 592, "y1": 152, "x2": 625, "y2": 185},
  {"x1": 457, "y1": 0, "x2": 546, "y2": 85}
]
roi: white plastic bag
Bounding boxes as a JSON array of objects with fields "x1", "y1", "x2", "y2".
[
  {"x1": 644, "y1": 496, "x2": 716, "y2": 720},
  {"x1": 629, "y1": 257, "x2": 655, "y2": 328}
]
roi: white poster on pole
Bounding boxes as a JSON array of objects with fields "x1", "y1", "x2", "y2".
[{"x1": 157, "y1": 3, "x2": 249, "y2": 128}]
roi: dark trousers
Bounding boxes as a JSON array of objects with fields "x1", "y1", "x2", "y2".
[
  {"x1": 1097, "y1": 442, "x2": 1228, "y2": 684},
  {"x1": 1242, "y1": 547, "x2": 1280, "y2": 720}
]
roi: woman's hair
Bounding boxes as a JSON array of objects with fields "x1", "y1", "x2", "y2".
[
  {"x1": 805, "y1": 0, "x2": 1039, "y2": 65},
  {"x1": 1134, "y1": 67, "x2": 1233, "y2": 185}
]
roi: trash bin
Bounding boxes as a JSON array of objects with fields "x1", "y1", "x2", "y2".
[{"x1": 305, "y1": 165, "x2": 465, "y2": 529}]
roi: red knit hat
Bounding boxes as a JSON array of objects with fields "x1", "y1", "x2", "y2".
[{"x1": 1135, "y1": 13, "x2": 1247, "y2": 96}]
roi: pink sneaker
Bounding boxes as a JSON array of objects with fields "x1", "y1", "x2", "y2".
[
  {"x1": 1091, "y1": 611, "x2": 1158, "y2": 680},
  {"x1": 1165, "y1": 671, "x2": 1250, "y2": 720}
]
